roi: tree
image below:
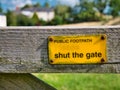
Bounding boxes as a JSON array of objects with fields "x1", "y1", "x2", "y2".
[
  {"x1": 54, "y1": 5, "x2": 72, "y2": 24},
  {"x1": 21, "y1": 4, "x2": 31, "y2": 10},
  {"x1": 33, "y1": 3, "x2": 41, "y2": 8},
  {"x1": 6, "y1": 10, "x2": 17, "y2": 26},
  {"x1": 55, "y1": 5, "x2": 71, "y2": 15},
  {"x1": 73, "y1": 0, "x2": 101, "y2": 22},
  {"x1": 93, "y1": 0, "x2": 107, "y2": 14},
  {"x1": 110, "y1": 0, "x2": 120, "y2": 16},
  {"x1": 79, "y1": 0, "x2": 94, "y2": 12},
  {"x1": 50, "y1": 15, "x2": 63, "y2": 25},
  {"x1": 0, "y1": 2, "x2": 2, "y2": 13},
  {"x1": 44, "y1": 2, "x2": 50, "y2": 8},
  {"x1": 16, "y1": 14, "x2": 34, "y2": 26},
  {"x1": 31, "y1": 12, "x2": 40, "y2": 25}
]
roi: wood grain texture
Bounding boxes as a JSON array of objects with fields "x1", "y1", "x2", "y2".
[
  {"x1": 0, "y1": 73, "x2": 56, "y2": 90},
  {"x1": 0, "y1": 26, "x2": 119, "y2": 73}
]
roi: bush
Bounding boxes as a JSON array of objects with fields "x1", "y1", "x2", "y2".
[
  {"x1": 16, "y1": 14, "x2": 34, "y2": 26},
  {"x1": 73, "y1": 11, "x2": 102, "y2": 23}
]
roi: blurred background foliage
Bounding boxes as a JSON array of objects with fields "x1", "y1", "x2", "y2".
[{"x1": 0, "y1": 0, "x2": 119, "y2": 26}]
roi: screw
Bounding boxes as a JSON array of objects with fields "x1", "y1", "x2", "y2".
[
  {"x1": 101, "y1": 35, "x2": 105, "y2": 40},
  {"x1": 50, "y1": 60, "x2": 53, "y2": 63},
  {"x1": 49, "y1": 37, "x2": 53, "y2": 42},
  {"x1": 101, "y1": 58, "x2": 105, "y2": 63}
]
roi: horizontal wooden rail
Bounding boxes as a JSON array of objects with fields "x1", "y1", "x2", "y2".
[{"x1": 0, "y1": 26, "x2": 120, "y2": 73}]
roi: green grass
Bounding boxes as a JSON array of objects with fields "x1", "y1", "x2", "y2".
[{"x1": 33, "y1": 73, "x2": 120, "y2": 90}]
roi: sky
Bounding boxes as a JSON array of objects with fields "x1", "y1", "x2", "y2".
[{"x1": 0, "y1": 0, "x2": 79, "y2": 12}]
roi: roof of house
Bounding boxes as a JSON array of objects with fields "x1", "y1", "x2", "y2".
[{"x1": 22, "y1": 7, "x2": 54, "y2": 12}]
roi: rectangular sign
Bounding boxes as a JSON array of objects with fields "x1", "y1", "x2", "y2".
[{"x1": 48, "y1": 35, "x2": 107, "y2": 64}]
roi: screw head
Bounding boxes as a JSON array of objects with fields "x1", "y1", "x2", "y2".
[
  {"x1": 49, "y1": 38, "x2": 53, "y2": 42},
  {"x1": 50, "y1": 60, "x2": 53, "y2": 63},
  {"x1": 101, "y1": 58, "x2": 105, "y2": 63},
  {"x1": 101, "y1": 36, "x2": 105, "y2": 40}
]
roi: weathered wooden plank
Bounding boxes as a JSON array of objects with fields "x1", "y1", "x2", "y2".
[
  {"x1": 0, "y1": 73, "x2": 56, "y2": 90},
  {"x1": 0, "y1": 26, "x2": 120, "y2": 73}
]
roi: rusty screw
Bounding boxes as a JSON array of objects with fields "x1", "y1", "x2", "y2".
[
  {"x1": 101, "y1": 35, "x2": 105, "y2": 40},
  {"x1": 49, "y1": 37, "x2": 53, "y2": 42},
  {"x1": 101, "y1": 58, "x2": 105, "y2": 63}
]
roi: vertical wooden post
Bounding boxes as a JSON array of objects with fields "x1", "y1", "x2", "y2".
[{"x1": 0, "y1": 73, "x2": 56, "y2": 90}]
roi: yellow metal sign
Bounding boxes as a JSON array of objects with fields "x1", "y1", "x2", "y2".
[{"x1": 48, "y1": 35, "x2": 107, "y2": 64}]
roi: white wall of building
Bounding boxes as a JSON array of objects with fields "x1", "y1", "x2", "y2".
[
  {"x1": 47, "y1": 12, "x2": 55, "y2": 21},
  {"x1": 36, "y1": 12, "x2": 48, "y2": 21},
  {"x1": 0, "y1": 15, "x2": 7, "y2": 26},
  {"x1": 37, "y1": 12, "x2": 54, "y2": 21},
  {"x1": 21, "y1": 11, "x2": 55, "y2": 21}
]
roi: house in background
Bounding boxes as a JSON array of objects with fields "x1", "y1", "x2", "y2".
[
  {"x1": 20, "y1": 7, "x2": 55, "y2": 21},
  {"x1": 0, "y1": 14, "x2": 7, "y2": 26}
]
